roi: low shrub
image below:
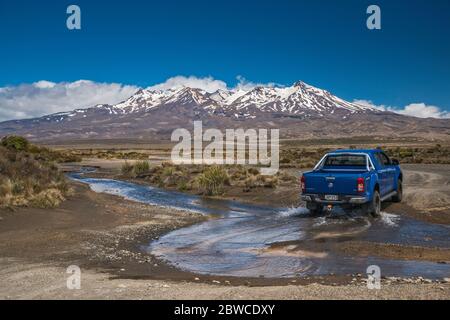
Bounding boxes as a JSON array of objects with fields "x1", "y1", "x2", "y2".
[
  {"x1": 196, "y1": 166, "x2": 230, "y2": 196},
  {"x1": 121, "y1": 160, "x2": 150, "y2": 177},
  {"x1": 1, "y1": 135, "x2": 29, "y2": 151},
  {"x1": 0, "y1": 137, "x2": 72, "y2": 209},
  {"x1": 30, "y1": 188, "x2": 66, "y2": 208},
  {"x1": 133, "y1": 160, "x2": 150, "y2": 176},
  {"x1": 121, "y1": 161, "x2": 135, "y2": 176}
]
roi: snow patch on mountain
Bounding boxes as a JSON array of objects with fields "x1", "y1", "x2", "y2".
[{"x1": 19, "y1": 81, "x2": 381, "y2": 123}]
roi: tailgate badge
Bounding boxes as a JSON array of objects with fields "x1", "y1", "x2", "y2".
[{"x1": 328, "y1": 182, "x2": 334, "y2": 188}]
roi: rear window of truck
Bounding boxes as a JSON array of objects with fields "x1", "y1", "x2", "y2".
[{"x1": 323, "y1": 154, "x2": 366, "y2": 167}]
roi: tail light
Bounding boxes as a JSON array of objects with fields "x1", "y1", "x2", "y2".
[
  {"x1": 301, "y1": 175, "x2": 306, "y2": 193},
  {"x1": 357, "y1": 177, "x2": 365, "y2": 193}
]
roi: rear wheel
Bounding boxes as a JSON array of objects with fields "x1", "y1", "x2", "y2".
[
  {"x1": 365, "y1": 190, "x2": 381, "y2": 217},
  {"x1": 392, "y1": 180, "x2": 403, "y2": 203},
  {"x1": 306, "y1": 202, "x2": 323, "y2": 215}
]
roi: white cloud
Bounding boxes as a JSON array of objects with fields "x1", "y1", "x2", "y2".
[
  {"x1": 33, "y1": 80, "x2": 56, "y2": 89},
  {"x1": 353, "y1": 99, "x2": 387, "y2": 111},
  {"x1": 396, "y1": 103, "x2": 450, "y2": 118},
  {"x1": 147, "y1": 75, "x2": 228, "y2": 93},
  {"x1": 234, "y1": 75, "x2": 278, "y2": 91},
  {"x1": 353, "y1": 99, "x2": 449, "y2": 119},
  {"x1": 0, "y1": 80, "x2": 139, "y2": 122},
  {"x1": 146, "y1": 75, "x2": 278, "y2": 93}
]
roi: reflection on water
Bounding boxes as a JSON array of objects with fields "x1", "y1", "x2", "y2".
[{"x1": 70, "y1": 172, "x2": 450, "y2": 279}]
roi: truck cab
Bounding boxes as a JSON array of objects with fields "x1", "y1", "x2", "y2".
[{"x1": 300, "y1": 149, "x2": 403, "y2": 216}]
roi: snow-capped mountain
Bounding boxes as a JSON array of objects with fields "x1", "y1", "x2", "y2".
[
  {"x1": 112, "y1": 81, "x2": 376, "y2": 115},
  {"x1": 1, "y1": 81, "x2": 449, "y2": 141},
  {"x1": 225, "y1": 81, "x2": 375, "y2": 116},
  {"x1": 34, "y1": 80, "x2": 377, "y2": 120}
]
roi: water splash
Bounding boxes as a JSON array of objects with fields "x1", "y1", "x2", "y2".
[
  {"x1": 278, "y1": 206, "x2": 310, "y2": 217},
  {"x1": 380, "y1": 212, "x2": 401, "y2": 227}
]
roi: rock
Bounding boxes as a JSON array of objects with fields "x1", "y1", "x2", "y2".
[
  {"x1": 443, "y1": 278, "x2": 450, "y2": 283},
  {"x1": 212, "y1": 280, "x2": 221, "y2": 284},
  {"x1": 194, "y1": 277, "x2": 200, "y2": 281}
]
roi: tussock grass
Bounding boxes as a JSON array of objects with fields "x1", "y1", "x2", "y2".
[
  {"x1": 121, "y1": 160, "x2": 150, "y2": 177},
  {"x1": 195, "y1": 166, "x2": 230, "y2": 196},
  {"x1": 133, "y1": 161, "x2": 150, "y2": 175},
  {"x1": 0, "y1": 136, "x2": 73, "y2": 209},
  {"x1": 123, "y1": 161, "x2": 295, "y2": 196}
]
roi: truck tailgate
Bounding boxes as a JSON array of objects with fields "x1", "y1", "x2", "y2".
[{"x1": 305, "y1": 170, "x2": 366, "y2": 195}]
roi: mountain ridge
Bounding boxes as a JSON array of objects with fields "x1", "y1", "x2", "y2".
[{"x1": 1, "y1": 81, "x2": 449, "y2": 142}]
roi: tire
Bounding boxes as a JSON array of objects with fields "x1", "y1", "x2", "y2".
[
  {"x1": 306, "y1": 202, "x2": 323, "y2": 215},
  {"x1": 392, "y1": 179, "x2": 403, "y2": 203},
  {"x1": 366, "y1": 190, "x2": 381, "y2": 217}
]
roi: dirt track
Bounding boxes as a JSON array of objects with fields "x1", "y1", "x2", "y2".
[
  {"x1": 1, "y1": 260, "x2": 448, "y2": 299},
  {"x1": 0, "y1": 164, "x2": 449, "y2": 299}
]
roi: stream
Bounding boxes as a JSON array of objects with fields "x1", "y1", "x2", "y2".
[{"x1": 70, "y1": 172, "x2": 450, "y2": 279}]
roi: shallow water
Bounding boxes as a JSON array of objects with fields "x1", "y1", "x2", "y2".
[{"x1": 70, "y1": 173, "x2": 450, "y2": 279}]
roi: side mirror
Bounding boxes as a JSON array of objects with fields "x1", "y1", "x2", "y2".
[{"x1": 391, "y1": 159, "x2": 400, "y2": 165}]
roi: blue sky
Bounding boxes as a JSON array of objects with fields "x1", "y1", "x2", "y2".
[{"x1": 0, "y1": 0, "x2": 449, "y2": 120}]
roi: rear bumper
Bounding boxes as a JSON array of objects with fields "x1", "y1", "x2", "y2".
[{"x1": 301, "y1": 194, "x2": 369, "y2": 205}]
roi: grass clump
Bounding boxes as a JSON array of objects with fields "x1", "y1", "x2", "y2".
[
  {"x1": 121, "y1": 160, "x2": 150, "y2": 177},
  {"x1": 196, "y1": 166, "x2": 230, "y2": 196},
  {"x1": 30, "y1": 188, "x2": 66, "y2": 208},
  {"x1": 133, "y1": 160, "x2": 150, "y2": 175},
  {"x1": 121, "y1": 161, "x2": 135, "y2": 176}
]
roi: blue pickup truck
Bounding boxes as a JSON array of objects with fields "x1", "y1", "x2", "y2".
[{"x1": 300, "y1": 149, "x2": 403, "y2": 216}]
